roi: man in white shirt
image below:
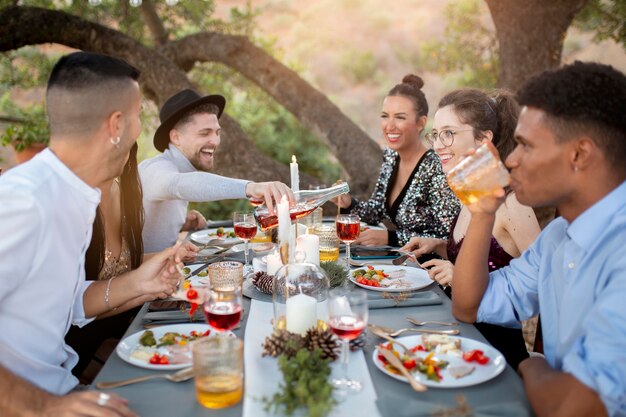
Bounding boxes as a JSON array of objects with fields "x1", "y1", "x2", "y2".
[
  {"x1": 0, "y1": 52, "x2": 180, "y2": 417},
  {"x1": 139, "y1": 89, "x2": 294, "y2": 252}
]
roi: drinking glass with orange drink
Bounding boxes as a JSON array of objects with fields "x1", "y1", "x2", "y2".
[{"x1": 446, "y1": 141, "x2": 510, "y2": 205}]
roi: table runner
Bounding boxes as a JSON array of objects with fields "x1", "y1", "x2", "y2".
[{"x1": 243, "y1": 299, "x2": 381, "y2": 417}]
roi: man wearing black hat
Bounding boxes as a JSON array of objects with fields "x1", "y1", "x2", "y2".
[{"x1": 140, "y1": 89, "x2": 293, "y2": 252}]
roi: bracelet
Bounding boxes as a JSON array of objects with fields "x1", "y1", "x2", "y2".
[{"x1": 105, "y1": 277, "x2": 118, "y2": 311}]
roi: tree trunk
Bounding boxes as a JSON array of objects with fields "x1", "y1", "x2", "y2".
[
  {"x1": 0, "y1": 6, "x2": 380, "y2": 196},
  {"x1": 486, "y1": 0, "x2": 589, "y2": 91}
]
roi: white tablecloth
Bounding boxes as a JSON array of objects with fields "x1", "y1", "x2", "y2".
[{"x1": 243, "y1": 299, "x2": 381, "y2": 417}]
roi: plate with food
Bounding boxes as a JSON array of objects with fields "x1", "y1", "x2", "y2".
[
  {"x1": 116, "y1": 324, "x2": 216, "y2": 370},
  {"x1": 373, "y1": 334, "x2": 506, "y2": 388},
  {"x1": 190, "y1": 227, "x2": 241, "y2": 246},
  {"x1": 349, "y1": 264, "x2": 432, "y2": 292}
]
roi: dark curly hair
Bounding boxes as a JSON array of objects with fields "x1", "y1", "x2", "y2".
[
  {"x1": 438, "y1": 88, "x2": 519, "y2": 162},
  {"x1": 517, "y1": 61, "x2": 626, "y2": 173},
  {"x1": 387, "y1": 74, "x2": 429, "y2": 120}
]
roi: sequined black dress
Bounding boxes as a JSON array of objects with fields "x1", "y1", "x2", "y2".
[
  {"x1": 345, "y1": 148, "x2": 460, "y2": 246},
  {"x1": 447, "y1": 214, "x2": 530, "y2": 369}
]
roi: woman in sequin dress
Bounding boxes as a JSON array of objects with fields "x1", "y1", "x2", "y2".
[
  {"x1": 401, "y1": 88, "x2": 540, "y2": 368},
  {"x1": 335, "y1": 74, "x2": 460, "y2": 247}
]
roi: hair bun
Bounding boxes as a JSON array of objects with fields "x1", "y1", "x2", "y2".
[{"x1": 402, "y1": 74, "x2": 424, "y2": 90}]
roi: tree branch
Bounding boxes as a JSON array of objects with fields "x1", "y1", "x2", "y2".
[
  {"x1": 0, "y1": 5, "x2": 297, "y2": 185},
  {"x1": 140, "y1": 0, "x2": 169, "y2": 46},
  {"x1": 161, "y1": 32, "x2": 382, "y2": 194}
]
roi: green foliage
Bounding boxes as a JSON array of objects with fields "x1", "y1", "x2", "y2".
[
  {"x1": 574, "y1": 0, "x2": 626, "y2": 49},
  {"x1": 339, "y1": 50, "x2": 379, "y2": 84},
  {"x1": 0, "y1": 46, "x2": 59, "y2": 89},
  {"x1": 263, "y1": 348, "x2": 337, "y2": 417},
  {"x1": 320, "y1": 261, "x2": 348, "y2": 287},
  {"x1": 0, "y1": 93, "x2": 49, "y2": 152},
  {"x1": 419, "y1": 0, "x2": 498, "y2": 89}
]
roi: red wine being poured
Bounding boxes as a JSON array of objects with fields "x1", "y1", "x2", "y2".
[
  {"x1": 254, "y1": 204, "x2": 316, "y2": 231},
  {"x1": 233, "y1": 222, "x2": 257, "y2": 240}
]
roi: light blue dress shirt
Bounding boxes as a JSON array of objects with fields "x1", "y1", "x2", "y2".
[{"x1": 477, "y1": 180, "x2": 626, "y2": 417}]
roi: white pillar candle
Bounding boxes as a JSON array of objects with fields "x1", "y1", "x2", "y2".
[
  {"x1": 296, "y1": 233, "x2": 320, "y2": 266},
  {"x1": 277, "y1": 195, "x2": 290, "y2": 245},
  {"x1": 290, "y1": 155, "x2": 300, "y2": 193},
  {"x1": 286, "y1": 293, "x2": 317, "y2": 334},
  {"x1": 266, "y1": 252, "x2": 283, "y2": 276}
]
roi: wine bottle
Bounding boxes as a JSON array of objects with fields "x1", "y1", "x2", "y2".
[{"x1": 254, "y1": 182, "x2": 350, "y2": 231}]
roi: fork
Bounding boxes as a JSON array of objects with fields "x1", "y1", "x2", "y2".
[
  {"x1": 406, "y1": 317, "x2": 459, "y2": 327},
  {"x1": 368, "y1": 324, "x2": 416, "y2": 358},
  {"x1": 95, "y1": 367, "x2": 194, "y2": 389},
  {"x1": 373, "y1": 324, "x2": 459, "y2": 337}
]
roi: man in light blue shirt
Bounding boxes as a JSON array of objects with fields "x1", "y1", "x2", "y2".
[{"x1": 452, "y1": 61, "x2": 626, "y2": 417}]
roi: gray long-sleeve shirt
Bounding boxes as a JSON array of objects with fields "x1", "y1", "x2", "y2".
[{"x1": 139, "y1": 145, "x2": 249, "y2": 252}]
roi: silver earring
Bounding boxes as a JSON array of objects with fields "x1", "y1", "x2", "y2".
[{"x1": 110, "y1": 136, "x2": 121, "y2": 146}]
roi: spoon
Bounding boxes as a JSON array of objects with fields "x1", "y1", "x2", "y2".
[
  {"x1": 378, "y1": 347, "x2": 427, "y2": 392},
  {"x1": 95, "y1": 367, "x2": 194, "y2": 389},
  {"x1": 368, "y1": 325, "x2": 415, "y2": 357},
  {"x1": 406, "y1": 318, "x2": 459, "y2": 327},
  {"x1": 370, "y1": 323, "x2": 459, "y2": 337}
]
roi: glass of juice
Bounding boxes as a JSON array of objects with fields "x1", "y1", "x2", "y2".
[{"x1": 192, "y1": 337, "x2": 243, "y2": 409}]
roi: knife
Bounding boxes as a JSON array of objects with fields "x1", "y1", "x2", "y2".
[{"x1": 188, "y1": 262, "x2": 211, "y2": 278}]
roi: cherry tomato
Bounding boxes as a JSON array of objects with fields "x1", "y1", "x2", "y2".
[
  {"x1": 403, "y1": 359, "x2": 417, "y2": 370},
  {"x1": 159, "y1": 355, "x2": 170, "y2": 365},
  {"x1": 475, "y1": 352, "x2": 490, "y2": 365},
  {"x1": 186, "y1": 289, "x2": 198, "y2": 300},
  {"x1": 149, "y1": 354, "x2": 160, "y2": 364},
  {"x1": 189, "y1": 302, "x2": 198, "y2": 317},
  {"x1": 367, "y1": 265, "x2": 375, "y2": 270},
  {"x1": 411, "y1": 345, "x2": 425, "y2": 353}
]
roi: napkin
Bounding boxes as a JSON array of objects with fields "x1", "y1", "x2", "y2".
[
  {"x1": 376, "y1": 394, "x2": 531, "y2": 417},
  {"x1": 368, "y1": 290, "x2": 441, "y2": 309}
]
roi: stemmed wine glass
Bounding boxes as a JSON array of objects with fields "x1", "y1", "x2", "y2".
[
  {"x1": 336, "y1": 214, "x2": 360, "y2": 271},
  {"x1": 327, "y1": 288, "x2": 368, "y2": 393},
  {"x1": 233, "y1": 211, "x2": 257, "y2": 276}
]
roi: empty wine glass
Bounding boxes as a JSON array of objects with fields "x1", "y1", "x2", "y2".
[
  {"x1": 336, "y1": 214, "x2": 360, "y2": 271},
  {"x1": 233, "y1": 211, "x2": 257, "y2": 276},
  {"x1": 327, "y1": 288, "x2": 368, "y2": 393}
]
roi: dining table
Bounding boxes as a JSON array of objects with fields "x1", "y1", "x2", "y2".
[{"x1": 92, "y1": 228, "x2": 534, "y2": 417}]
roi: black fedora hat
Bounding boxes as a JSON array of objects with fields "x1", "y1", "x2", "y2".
[{"x1": 153, "y1": 89, "x2": 226, "y2": 152}]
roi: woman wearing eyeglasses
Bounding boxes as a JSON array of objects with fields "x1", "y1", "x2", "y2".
[
  {"x1": 334, "y1": 74, "x2": 461, "y2": 248},
  {"x1": 401, "y1": 88, "x2": 540, "y2": 368}
]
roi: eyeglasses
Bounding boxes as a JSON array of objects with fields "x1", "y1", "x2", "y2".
[{"x1": 425, "y1": 129, "x2": 473, "y2": 147}]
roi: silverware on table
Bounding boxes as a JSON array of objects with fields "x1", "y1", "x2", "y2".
[
  {"x1": 96, "y1": 367, "x2": 194, "y2": 389},
  {"x1": 368, "y1": 325, "x2": 416, "y2": 357},
  {"x1": 406, "y1": 317, "x2": 459, "y2": 327},
  {"x1": 369, "y1": 323, "x2": 459, "y2": 337},
  {"x1": 378, "y1": 348, "x2": 427, "y2": 392}
]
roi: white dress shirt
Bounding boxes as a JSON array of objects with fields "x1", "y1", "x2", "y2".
[{"x1": 0, "y1": 149, "x2": 99, "y2": 394}]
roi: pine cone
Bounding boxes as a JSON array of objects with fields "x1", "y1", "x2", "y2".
[
  {"x1": 304, "y1": 328, "x2": 340, "y2": 361},
  {"x1": 262, "y1": 330, "x2": 303, "y2": 359},
  {"x1": 252, "y1": 271, "x2": 274, "y2": 294},
  {"x1": 349, "y1": 329, "x2": 367, "y2": 351}
]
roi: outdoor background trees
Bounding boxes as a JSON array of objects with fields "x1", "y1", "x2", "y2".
[{"x1": 1, "y1": 0, "x2": 624, "y2": 219}]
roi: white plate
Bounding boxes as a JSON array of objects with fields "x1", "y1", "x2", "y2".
[
  {"x1": 116, "y1": 324, "x2": 213, "y2": 370},
  {"x1": 349, "y1": 265, "x2": 432, "y2": 292},
  {"x1": 182, "y1": 263, "x2": 210, "y2": 287},
  {"x1": 190, "y1": 228, "x2": 241, "y2": 246},
  {"x1": 373, "y1": 335, "x2": 506, "y2": 388},
  {"x1": 229, "y1": 242, "x2": 275, "y2": 255}
]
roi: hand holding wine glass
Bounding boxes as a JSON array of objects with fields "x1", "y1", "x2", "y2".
[
  {"x1": 336, "y1": 214, "x2": 360, "y2": 271},
  {"x1": 233, "y1": 211, "x2": 257, "y2": 276},
  {"x1": 328, "y1": 288, "x2": 368, "y2": 393}
]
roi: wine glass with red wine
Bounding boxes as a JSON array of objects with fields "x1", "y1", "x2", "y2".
[
  {"x1": 327, "y1": 288, "x2": 368, "y2": 393},
  {"x1": 203, "y1": 287, "x2": 242, "y2": 335},
  {"x1": 336, "y1": 214, "x2": 360, "y2": 271},
  {"x1": 233, "y1": 211, "x2": 257, "y2": 276}
]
